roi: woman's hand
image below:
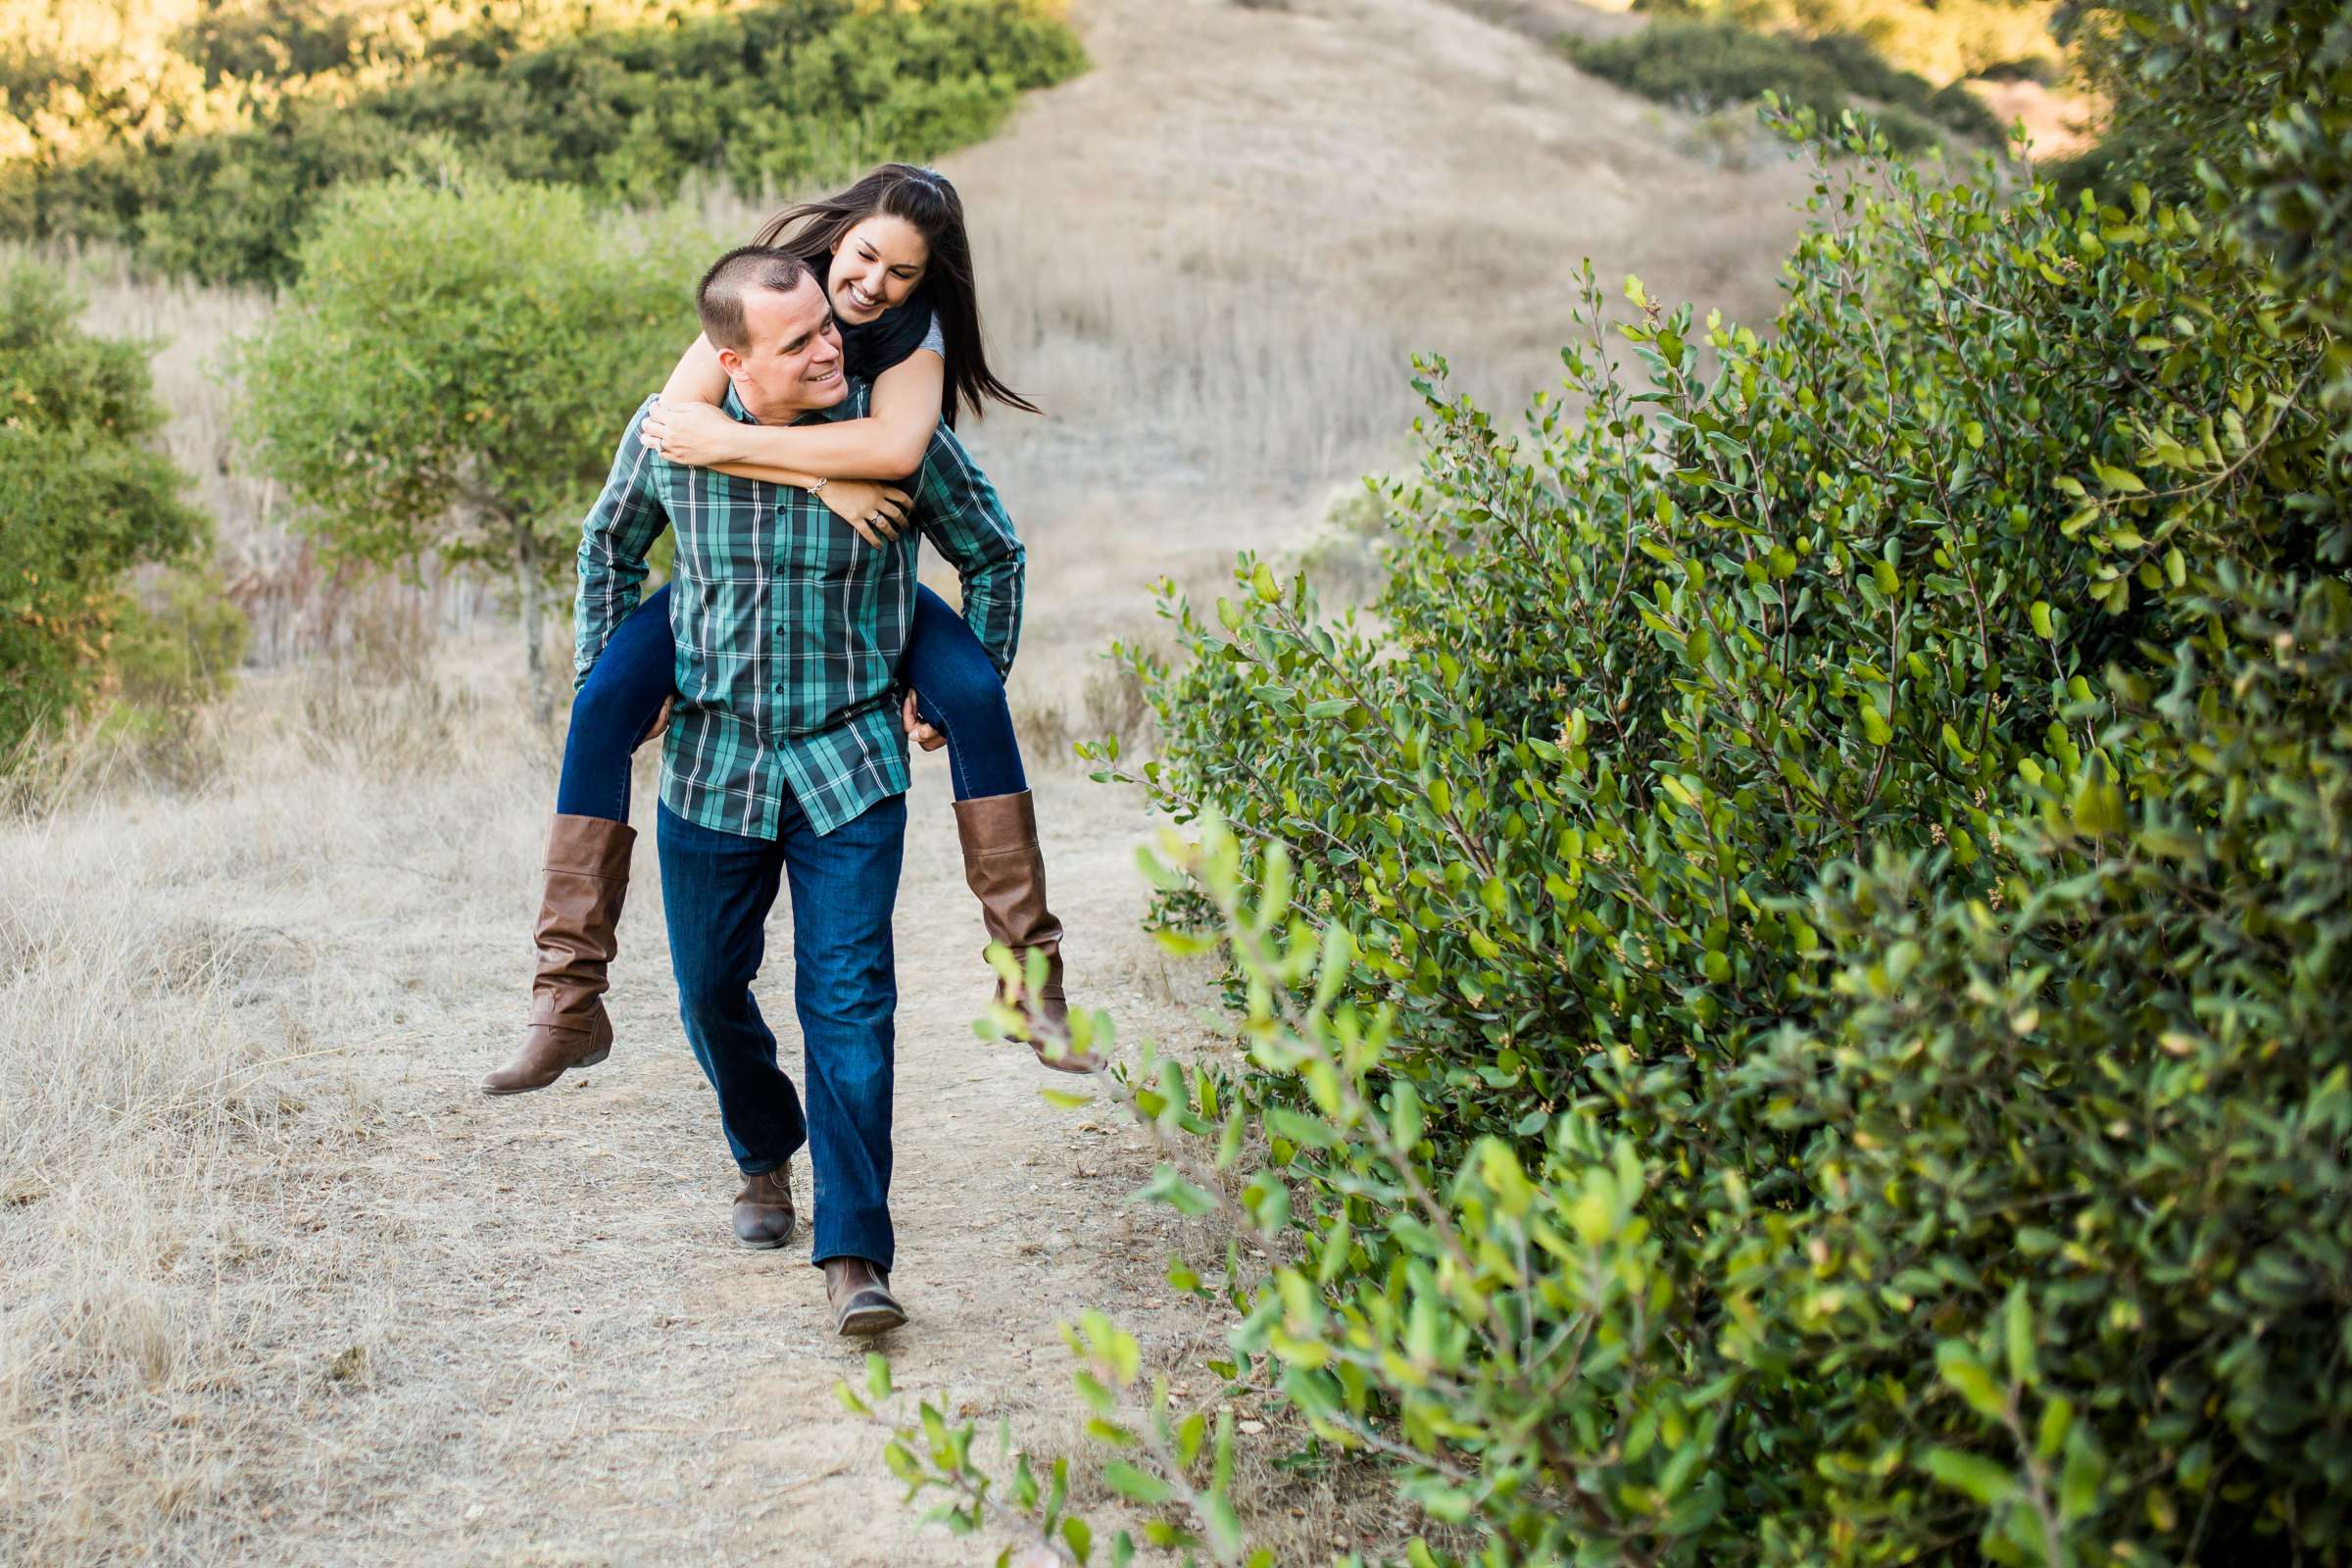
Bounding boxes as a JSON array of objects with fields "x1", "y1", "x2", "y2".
[
  {"x1": 819, "y1": 479, "x2": 913, "y2": 549},
  {"x1": 639, "y1": 398, "x2": 750, "y2": 468}
]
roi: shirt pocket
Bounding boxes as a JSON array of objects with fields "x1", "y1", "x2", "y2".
[{"x1": 671, "y1": 475, "x2": 774, "y2": 582}]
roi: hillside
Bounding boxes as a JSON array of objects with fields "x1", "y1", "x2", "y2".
[{"x1": 891, "y1": 0, "x2": 1813, "y2": 720}]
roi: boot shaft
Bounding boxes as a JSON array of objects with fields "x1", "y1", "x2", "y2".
[{"x1": 953, "y1": 790, "x2": 1063, "y2": 957}]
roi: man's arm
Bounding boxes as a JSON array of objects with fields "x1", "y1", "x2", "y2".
[
  {"x1": 908, "y1": 423, "x2": 1025, "y2": 679},
  {"x1": 574, "y1": 399, "x2": 671, "y2": 690}
]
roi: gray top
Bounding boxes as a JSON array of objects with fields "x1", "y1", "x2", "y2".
[{"x1": 918, "y1": 311, "x2": 945, "y2": 359}]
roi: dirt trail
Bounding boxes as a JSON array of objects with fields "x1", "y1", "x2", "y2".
[
  {"x1": 5, "y1": 2, "x2": 1806, "y2": 1561},
  {"x1": 289, "y1": 770, "x2": 1191, "y2": 1565}
]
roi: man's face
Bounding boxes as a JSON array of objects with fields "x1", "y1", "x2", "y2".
[{"x1": 718, "y1": 272, "x2": 848, "y2": 418}]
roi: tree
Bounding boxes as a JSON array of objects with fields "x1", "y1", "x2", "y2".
[
  {"x1": 0, "y1": 260, "x2": 211, "y2": 750},
  {"x1": 236, "y1": 167, "x2": 707, "y2": 718}
]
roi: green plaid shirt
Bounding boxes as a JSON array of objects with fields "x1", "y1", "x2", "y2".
[{"x1": 573, "y1": 381, "x2": 1024, "y2": 839}]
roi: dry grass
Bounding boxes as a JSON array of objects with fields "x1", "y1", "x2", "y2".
[
  {"x1": 1, "y1": 0, "x2": 1811, "y2": 1558},
  {"x1": 0, "y1": 662, "x2": 527, "y2": 1562}
]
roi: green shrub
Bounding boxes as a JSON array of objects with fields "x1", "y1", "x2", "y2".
[
  {"x1": 2057, "y1": 0, "x2": 2352, "y2": 430},
  {"x1": 856, "y1": 99, "x2": 2349, "y2": 1565},
  {"x1": 1728, "y1": 564, "x2": 2352, "y2": 1559},
  {"x1": 233, "y1": 171, "x2": 707, "y2": 717},
  {"x1": 1119, "y1": 128, "x2": 2347, "y2": 1155},
  {"x1": 1569, "y1": 21, "x2": 1999, "y2": 148},
  {"x1": 110, "y1": 562, "x2": 251, "y2": 713},
  {"x1": 0, "y1": 261, "x2": 216, "y2": 753},
  {"x1": 5, "y1": 0, "x2": 1086, "y2": 285},
  {"x1": 77, "y1": 562, "x2": 252, "y2": 785}
]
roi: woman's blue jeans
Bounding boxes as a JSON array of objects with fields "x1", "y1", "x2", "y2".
[{"x1": 555, "y1": 581, "x2": 1027, "y2": 821}]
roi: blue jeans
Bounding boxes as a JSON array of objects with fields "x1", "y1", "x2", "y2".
[
  {"x1": 556, "y1": 582, "x2": 1026, "y2": 821},
  {"x1": 659, "y1": 793, "x2": 907, "y2": 1272}
]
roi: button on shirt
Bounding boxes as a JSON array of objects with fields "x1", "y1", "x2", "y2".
[{"x1": 573, "y1": 380, "x2": 1024, "y2": 839}]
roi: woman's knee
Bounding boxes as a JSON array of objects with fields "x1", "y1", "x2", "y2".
[
  {"x1": 570, "y1": 669, "x2": 664, "y2": 750},
  {"x1": 908, "y1": 656, "x2": 1008, "y2": 735},
  {"x1": 906, "y1": 597, "x2": 1004, "y2": 705},
  {"x1": 576, "y1": 597, "x2": 675, "y2": 732}
]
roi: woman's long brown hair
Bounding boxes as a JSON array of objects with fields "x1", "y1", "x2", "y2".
[{"x1": 754, "y1": 164, "x2": 1037, "y2": 429}]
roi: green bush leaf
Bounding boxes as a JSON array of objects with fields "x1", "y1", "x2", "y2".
[
  {"x1": 1922, "y1": 1446, "x2": 2019, "y2": 1506},
  {"x1": 1102, "y1": 1462, "x2": 1177, "y2": 1506}
]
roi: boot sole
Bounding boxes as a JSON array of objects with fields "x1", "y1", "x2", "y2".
[
  {"x1": 1029, "y1": 1037, "x2": 1100, "y2": 1073},
  {"x1": 479, "y1": 1046, "x2": 612, "y2": 1097},
  {"x1": 835, "y1": 1299, "x2": 906, "y2": 1337},
  {"x1": 734, "y1": 1226, "x2": 797, "y2": 1250}
]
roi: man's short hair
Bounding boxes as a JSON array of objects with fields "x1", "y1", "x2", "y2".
[{"x1": 697, "y1": 246, "x2": 814, "y2": 354}]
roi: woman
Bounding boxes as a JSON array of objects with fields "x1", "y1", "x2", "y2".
[{"x1": 482, "y1": 164, "x2": 1088, "y2": 1099}]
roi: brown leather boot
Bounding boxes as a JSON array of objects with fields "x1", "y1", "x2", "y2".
[
  {"x1": 823, "y1": 1257, "x2": 906, "y2": 1337},
  {"x1": 481, "y1": 814, "x2": 636, "y2": 1096},
  {"x1": 732, "y1": 1165, "x2": 797, "y2": 1250},
  {"x1": 953, "y1": 791, "x2": 1096, "y2": 1072}
]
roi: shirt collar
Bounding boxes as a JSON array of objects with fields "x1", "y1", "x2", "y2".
[{"x1": 720, "y1": 381, "x2": 866, "y2": 428}]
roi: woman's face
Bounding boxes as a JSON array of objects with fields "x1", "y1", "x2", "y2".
[{"x1": 827, "y1": 215, "x2": 930, "y2": 325}]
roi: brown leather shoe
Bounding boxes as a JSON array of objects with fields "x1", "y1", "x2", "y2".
[
  {"x1": 954, "y1": 791, "x2": 1098, "y2": 1072},
  {"x1": 481, "y1": 814, "x2": 635, "y2": 1096},
  {"x1": 732, "y1": 1165, "x2": 797, "y2": 1250},
  {"x1": 823, "y1": 1256, "x2": 905, "y2": 1337}
]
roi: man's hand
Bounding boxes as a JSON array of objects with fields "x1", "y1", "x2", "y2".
[
  {"x1": 822, "y1": 480, "x2": 912, "y2": 549},
  {"x1": 902, "y1": 689, "x2": 946, "y2": 752},
  {"x1": 639, "y1": 398, "x2": 747, "y2": 468},
  {"x1": 637, "y1": 696, "x2": 675, "y2": 751}
]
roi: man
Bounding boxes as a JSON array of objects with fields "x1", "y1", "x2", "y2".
[{"x1": 570, "y1": 247, "x2": 1024, "y2": 1337}]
